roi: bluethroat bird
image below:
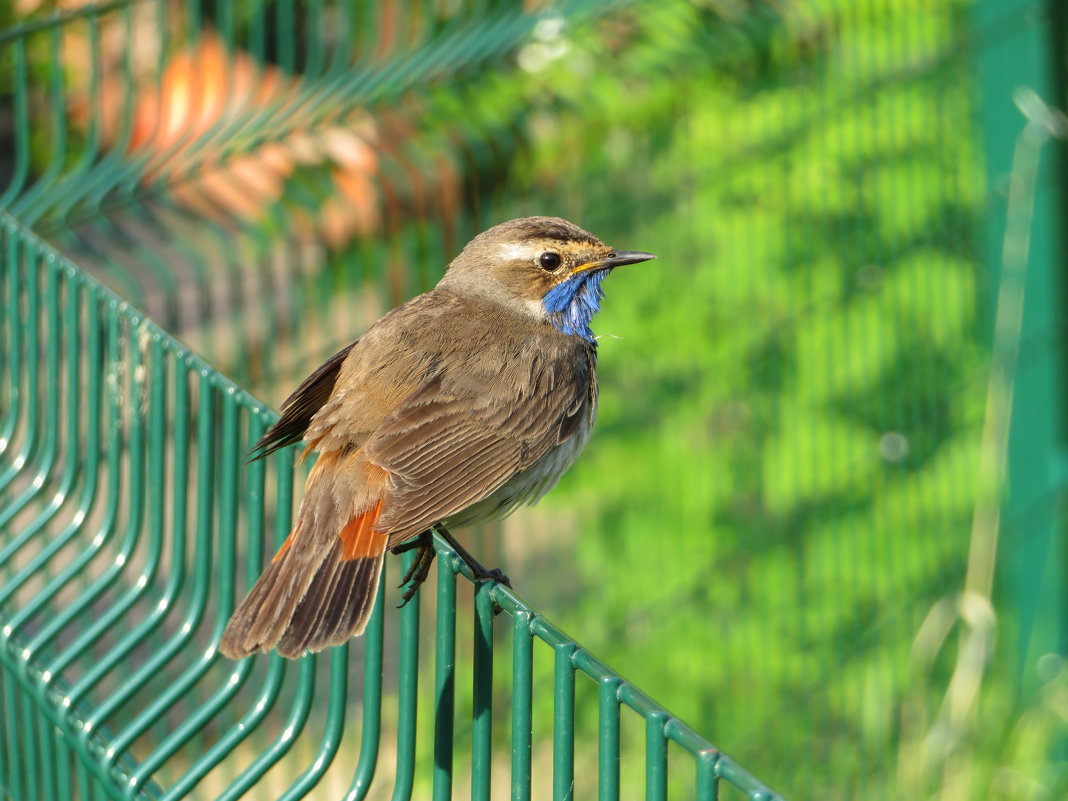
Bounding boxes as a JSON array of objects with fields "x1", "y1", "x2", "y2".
[{"x1": 220, "y1": 217, "x2": 654, "y2": 659}]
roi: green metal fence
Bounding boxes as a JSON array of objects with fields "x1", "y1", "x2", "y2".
[
  {"x1": 2, "y1": 0, "x2": 1067, "y2": 798},
  {"x1": 0, "y1": 214, "x2": 781, "y2": 799},
  {"x1": 0, "y1": 0, "x2": 787, "y2": 799}
]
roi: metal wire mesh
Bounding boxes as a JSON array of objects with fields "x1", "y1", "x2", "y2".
[
  {"x1": 0, "y1": 0, "x2": 790, "y2": 799},
  {"x1": 0, "y1": 212, "x2": 781, "y2": 798},
  {"x1": 2, "y1": 0, "x2": 1066, "y2": 798}
]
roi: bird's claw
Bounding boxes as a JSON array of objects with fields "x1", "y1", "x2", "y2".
[
  {"x1": 394, "y1": 532, "x2": 435, "y2": 606},
  {"x1": 393, "y1": 526, "x2": 513, "y2": 615}
]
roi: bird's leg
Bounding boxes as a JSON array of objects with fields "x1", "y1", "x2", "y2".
[
  {"x1": 392, "y1": 526, "x2": 512, "y2": 614},
  {"x1": 433, "y1": 524, "x2": 512, "y2": 597},
  {"x1": 392, "y1": 530, "x2": 436, "y2": 607}
]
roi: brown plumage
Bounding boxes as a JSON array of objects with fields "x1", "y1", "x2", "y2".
[{"x1": 220, "y1": 216, "x2": 654, "y2": 659}]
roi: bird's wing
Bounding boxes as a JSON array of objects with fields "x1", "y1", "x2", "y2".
[
  {"x1": 364, "y1": 345, "x2": 595, "y2": 541},
  {"x1": 249, "y1": 341, "x2": 357, "y2": 460}
]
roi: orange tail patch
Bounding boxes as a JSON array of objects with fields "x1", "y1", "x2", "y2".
[
  {"x1": 338, "y1": 500, "x2": 385, "y2": 560},
  {"x1": 271, "y1": 520, "x2": 301, "y2": 563}
]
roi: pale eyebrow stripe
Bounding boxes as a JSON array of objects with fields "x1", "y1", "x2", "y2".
[{"x1": 498, "y1": 242, "x2": 542, "y2": 261}]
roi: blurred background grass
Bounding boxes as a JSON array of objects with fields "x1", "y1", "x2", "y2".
[{"x1": 2, "y1": 0, "x2": 1067, "y2": 798}]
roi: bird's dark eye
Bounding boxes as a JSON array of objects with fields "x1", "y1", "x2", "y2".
[{"x1": 539, "y1": 252, "x2": 562, "y2": 271}]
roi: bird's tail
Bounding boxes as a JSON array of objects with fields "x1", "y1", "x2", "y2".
[{"x1": 220, "y1": 457, "x2": 388, "y2": 659}]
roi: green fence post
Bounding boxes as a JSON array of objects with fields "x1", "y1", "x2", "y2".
[{"x1": 974, "y1": 0, "x2": 1067, "y2": 692}]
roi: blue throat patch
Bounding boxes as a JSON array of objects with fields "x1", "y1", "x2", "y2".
[{"x1": 542, "y1": 269, "x2": 609, "y2": 343}]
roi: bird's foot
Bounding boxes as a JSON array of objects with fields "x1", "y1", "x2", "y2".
[
  {"x1": 474, "y1": 567, "x2": 511, "y2": 616},
  {"x1": 434, "y1": 525, "x2": 511, "y2": 615},
  {"x1": 392, "y1": 531, "x2": 436, "y2": 608},
  {"x1": 472, "y1": 566, "x2": 512, "y2": 589}
]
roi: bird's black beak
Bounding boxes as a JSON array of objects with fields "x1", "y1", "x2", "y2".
[
  {"x1": 575, "y1": 250, "x2": 656, "y2": 273},
  {"x1": 604, "y1": 250, "x2": 656, "y2": 267}
]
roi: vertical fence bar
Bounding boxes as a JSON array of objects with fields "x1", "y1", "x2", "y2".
[
  {"x1": 75, "y1": 755, "x2": 91, "y2": 800},
  {"x1": 20, "y1": 692, "x2": 39, "y2": 801},
  {"x1": 2, "y1": 672, "x2": 20, "y2": 800},
  {"x1": 0, "y1": 235, "x2": 38, "y2": 498},
  {"x1": 54, "y1": 735, "x2": 71, "y2": 801},
  {"x1": 0, "y1": 652, "x2": 6, "y2": 793},
  {"x1": 37, "y1": 701, "x2": 58, "y2": 801},
  {"x1": 646, "y1": 713, "x2": 668, "y2": 801},
  {"x1": 510, "y1": 611, "x2": 533, "y2": 801},
  {"x1": 0, "y1": 226, "x2": 21, "y2": 457},
  {"x1": 432, "y1": 553, "x2": 457, "y2": 801},
  {"x1": 472, "y1": 579, "x2": 494, "y2": 801},
  {"x1": 695, "y1": 751, "x2": 719, "y2": 801},
  {"x1": 597, "y1": 678, "x2": 620, "y2": 801},
  {"x1": 553, "y1": 644, "x2": 576, "y2": 801},
  {"x1": 391, "y1": 550, "x2": 420, "y2": 801}
]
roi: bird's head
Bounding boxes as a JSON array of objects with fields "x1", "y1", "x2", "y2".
[{"x1": 439, "y1": 216, "x2": 655, "y2": 342}]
